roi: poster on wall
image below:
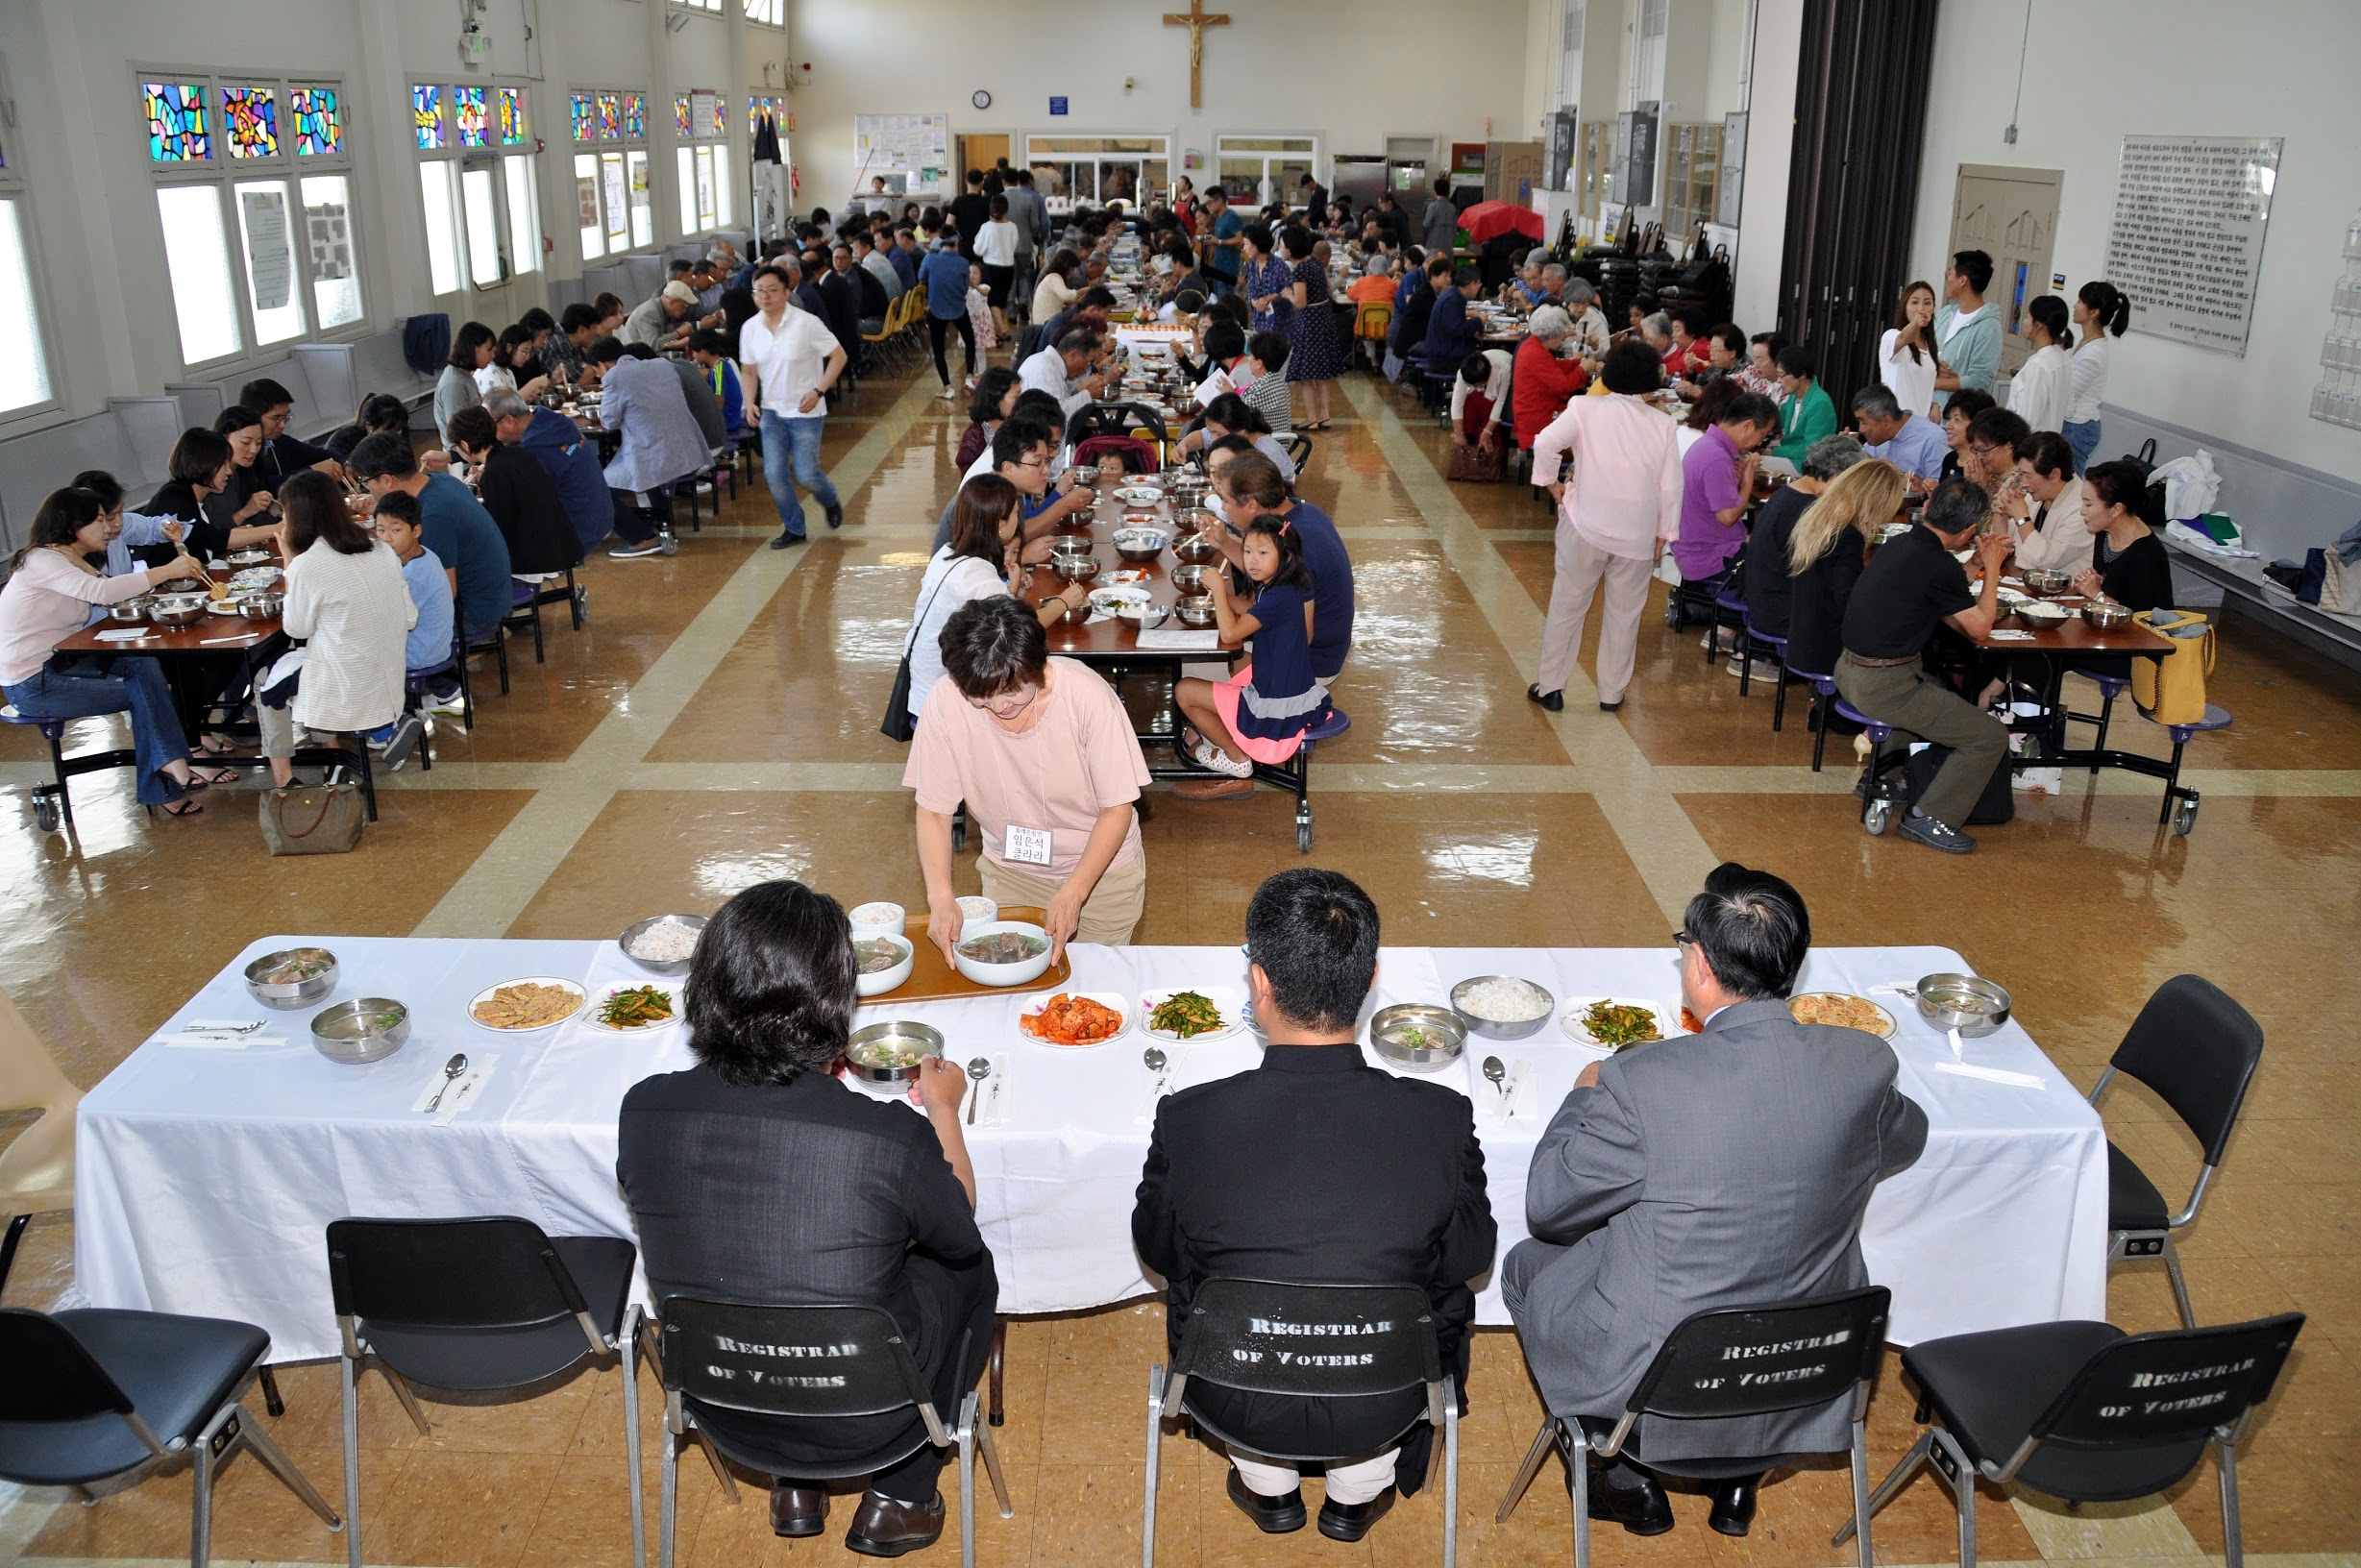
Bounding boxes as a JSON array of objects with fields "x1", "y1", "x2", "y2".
[
  {"x1": 239, "y1": 188, "x2": 293, "y2": 311},
  {"x1": 305, "y1": 200, "x2": 353, "y2": 282},
  {"x1": 853, "y1": 112, "x2": 950, "y2": 197},
  {"x1": 577, "y1": 174, "x2": 601, "y2": 230},
  {"x1": 2103, "y1": 135, "x2": 2282, "y2": 357},
  {"x1": 691, "y1": 91, "x2": 722, "y2": 138}
]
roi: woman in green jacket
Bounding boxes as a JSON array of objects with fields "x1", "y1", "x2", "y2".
[{"x1": 1771, "y1": 346, "x2": 1836, "y2": 467}]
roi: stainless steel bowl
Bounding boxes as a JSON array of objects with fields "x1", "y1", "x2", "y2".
[
  {"x1": 147, "y1": 591, "x2": 210, "y2": 626},
  {"x1": 244, "y1": 946, "x2": 338, "y2": 1010},
  {"x1": 1172, "y1": 595, "x2": 1217, "y2": 627},
  {"x1": 1168, "y1": 564, "x2": 1211, "y2": 597},
  {"x1": 236, "y1": 591, "x2": 284, "y2": 621},
  {"x1": 2021, "y1": 567, "x2": 2073, "y2": 598},
  {"x1": 618, "y1": 913, "x2": 709, "y2": 975},
  {"x1": 1368, "y1": 1004, "x2": 1467, "y2": 1072},
  {"x1": 1448, "y1": 975, "x2": 1557, "y2": 1041},
  {"x1": 2014, "y1": 600, "x2": 2069, "y2": 628},
  {"x1": 227, "y1": 548, "x2": 275, "y2": 568},
  {"x1": 1052, "y1": 554, "x2": 1102, "y2": 584},
  {"x1": 1172, "y1": 532, "x2": 1221, "y2": 566},
  {"x1": 2080, "y1": 599, "x2": 2132, "y2": 630},
  {"x1": 1048, "y1": 537, "x2": 1095, "y2": 560},
  {"x1": 106, "y1": 599, "x2": 150, "y2": 624},
  {"x1": 1113, "y1": 528, "x2": 1169, "y2": 564},
  {"x1": 1911, "y1": 972, "x2": 2013, "y2": 1038},
  {"x1": 1039, "y1": 593, "x2": 1091, "y2": 625},
  {"x1": 310, "y1": 997, "x2": 411, "y2": 1065},
  {"x1": 845, "y1": 1020, "x2": 945, "y2": 1084}
]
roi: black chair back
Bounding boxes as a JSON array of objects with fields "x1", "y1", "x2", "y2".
[
  {"x1": 0, "y1": 1309, "x2": 135, "y2": 1425},
  {"x1": 1070, "y1": 403, "x2": 1170, "y2": 448},
  {"x1": 1168, "y1": 1280, "x2": 1440, "y2": 1404},
  {"x1": 2108, "y1": 976, "x2": 2263, "y2": 1164},
  {"x1": 2034, "y1": 1313, "x2": 2302, "y2": 1458},
  {"x1": 1626, "y1": 1287, "x2": 1890, "y2": 1423},
  {"x1": 659, "y1": 1298, "x2": 935, "y2": 1425},
  {"x1": 326, "y1": 1216, "x2": 592, "y2": 1332}
]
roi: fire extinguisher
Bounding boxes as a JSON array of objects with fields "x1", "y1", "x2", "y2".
[{"x1": 790, "y1": 164, "x2": 800, "y2": 196}]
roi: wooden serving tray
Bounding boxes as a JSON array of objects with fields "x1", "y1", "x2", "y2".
[{"x1": 855, "y1": 906, "x2": 1072, "y2": 1007}]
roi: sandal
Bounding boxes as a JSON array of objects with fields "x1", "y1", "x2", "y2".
[
  {"x1": 146, "y1": 797, "x2": 204, "y2": 819},
  {"x1": 184, "y1": 765, "x2": 239, "y2": 789}
]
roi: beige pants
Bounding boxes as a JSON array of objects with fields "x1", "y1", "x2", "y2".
[
  {"x1": 978, "y1": 845, "x2": 1146, "y2": 946},
  {"x1": 1231, "y1": 1446, "x2": 1397, "y2": 1506},
  {"x1": 1534, "y1": 520, "x2": 1657, "y2": 704}
]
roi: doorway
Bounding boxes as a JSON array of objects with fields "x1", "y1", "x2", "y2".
[
  {"x1": 957, "y1": 135, "x2": 1011, "y2": 184},
  {"x1": 1948, "y1": 164, "x2": 2063, "y2": 378}
]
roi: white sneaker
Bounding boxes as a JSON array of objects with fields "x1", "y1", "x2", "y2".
[
  {"x1": 425, "y1": 693, "x2": 467, "y2": 718},
  {"x1": 935, "y1": 384, "x2": 959, "y2": 401},
  {"x1": 1192, "y1": 739, "x2": 1253, "y2": 778}
]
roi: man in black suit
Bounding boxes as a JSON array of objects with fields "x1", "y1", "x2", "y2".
[{"x1": 1132, "y1": 870, "x2": 1495, "y2": 1544}]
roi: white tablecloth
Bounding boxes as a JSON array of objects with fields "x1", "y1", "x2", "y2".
[{"x1": 76, "y1": 939, "x2": 2106, "y2": 1362}]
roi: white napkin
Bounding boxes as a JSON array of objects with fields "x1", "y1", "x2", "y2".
[
  {"x1": 971, "y1": 1055, "x2": 1010, "y2": 1127},
  {"x1": 159, "y1": 1032, "x2": 288, "y2": 1050},
  {"x1": 1134, "y1": 628, "x2": 1221, "y2": 652},
  {"x1": 1931, "y1": 1060, "x2": 2046, "y2": 1090},
  {"x1": 1473, "y1": 1059, "x2": 1540, "y2": 1125},
  {"x1": 414, "y1": 1055, "x2": 498, "y2": 1124},
  {"x1": 1987, "y1": 628, "x2": 2037, "y2": 641}
]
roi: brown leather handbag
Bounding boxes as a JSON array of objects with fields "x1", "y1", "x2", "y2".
[
  {"x1": 1447, "y1": 437, "x2": 1506, "y2": 483},
  {"x1": 259, "y1": 781, "x2": 366, "y2": 855}
]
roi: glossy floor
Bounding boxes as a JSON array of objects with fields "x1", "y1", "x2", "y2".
[{"x1": 3, "y1": 355, "x2": 2358, "y2": 1567}]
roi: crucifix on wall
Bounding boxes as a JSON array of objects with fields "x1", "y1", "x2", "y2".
[{"x1": 1162, "y1": 0, "x2": 1231, "y2": 110}]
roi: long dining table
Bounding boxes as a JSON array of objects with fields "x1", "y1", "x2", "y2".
[{"x1": 75, "y1": 935, "x2": 2107, "y2": 1365}]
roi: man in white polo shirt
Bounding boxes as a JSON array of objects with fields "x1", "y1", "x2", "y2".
[
  {"x1": 1018, "y1": 328, "x2": 1110, "y2": 418},
  {"x1": 738, "y1": 261, "x2": 848, "y2": 549}
]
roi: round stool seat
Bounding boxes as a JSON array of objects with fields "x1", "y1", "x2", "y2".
[
  {"x1": 2159, "y1": 702, "x2": 2233, "y2": 744},
  {"x1": 1302, "y1": 706, "x2": 1352, "y2": 744},
  {"x1": 1832, "y1": 698, "x2": 1893, "y2": 742},
  {"x1": 2070, "y1": 666, "x2": 2131, "y2": 697}
]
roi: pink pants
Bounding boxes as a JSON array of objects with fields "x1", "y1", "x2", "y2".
[{"x1": 1534, "y1": 518, "x2": 1656, "y2": 704}]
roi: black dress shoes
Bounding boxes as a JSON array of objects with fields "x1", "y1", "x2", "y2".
[
  {"x1": 1225, "y1": 1467, "x2": 1308, "y2": 1533},
  {"x1": 1527, "y1": 683, "x2": 1565, "y2": 712},
  {"x1": 1708, "y1": 1475, "x2": 1761, "y2": 1536},
  {"x1": 1598, "y1": 698, "x2": 1623, "y2": 712},
  {"x1": 843, "y1": 1489, "x2": 945, "y2": 1557},
  {"x1": 1587, "y1": 1466, "x2": 1675, "y2": 1535},
  {"x1": 1317, "y1": 1484, "x2": 1396, "y2": 1542},
  {"x1": 769, "y1": 1482, "x2": 825, "y2": 1538}
]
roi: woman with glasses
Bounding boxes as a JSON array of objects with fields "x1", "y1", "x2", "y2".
[{"x1": 903, "y1": 596, "x2": 1151, "y2": 962}]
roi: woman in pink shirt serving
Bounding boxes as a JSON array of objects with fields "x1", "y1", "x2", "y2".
[
  {"x1": 903, "y1": 596, "x2": 1154, "y2": 960},
  {"x1": 1525, "y1": 341, "x2": 1685, "y2": 715}
]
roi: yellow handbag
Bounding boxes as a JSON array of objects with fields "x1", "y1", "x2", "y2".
[{"x1": 2129, "y1": 609, "x2": 2214, "y2": 725}]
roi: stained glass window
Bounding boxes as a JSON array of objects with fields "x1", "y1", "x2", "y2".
[
  {"x1": 145, "y1": 82, "x2": 210, "y2": 162},
  {"x1": 412, "y1": 86, "x2": 443, "y2": 151},
  {"x1": 595, "y1": 92, "x2": 620, "y2": 141},
  {"x1": 288, "y1": 87, "x2": 342, "y2": 157},
  {"x1": 498, "y1": 87, "x2": 528, "y2": 146},
  {"x1": 676, "y1": 96, "x2": 692, "y2": 137},
  {"x1": 222, "y1": 86, "x2": 279, "y2": 159},
  {"x1": 623, "y1": 93, "x2": 646, "y2": 141},
  {"x1": 454, "y1": 86, "x2": 488, "y2": 148},
  {"x1": 571, "y1": 93, "x2": 594, "y2": 144}
]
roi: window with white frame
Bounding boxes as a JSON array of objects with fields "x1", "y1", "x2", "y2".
[
  {"x1": 674, "y1": 89, "x2": 732, "y2": 235},
  {"x1": 569, "y1": 87, "x2": 652, "y2": 258},
  {"x1": 0, "y1": 61, "x2": 59, "y2": 421},
  {"x1": 140, "y1": 71, "x2": 362, "y2": 371},
  {"x1": 1023, "y1": 135, "x2": 1171, "y2": 211},
  {"x1": 412, "y1": 82, "x2": 543, "y2": 297},
  {"x1": 1213, "y1": 134, "x2": 1318, "y2": 209},
  {"x1": 675, "y1": 0, "x2": 783, "y2": 19}
]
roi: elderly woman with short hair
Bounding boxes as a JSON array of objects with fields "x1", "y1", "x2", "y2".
[
  {"x1": 1513, "y1": 306, "x2": 1591, "y2": 455},
  {"x1": 617, "y1": 879, "x2": 992, "y2": 1557}
]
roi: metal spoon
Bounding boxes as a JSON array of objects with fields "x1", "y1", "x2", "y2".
[
  {"x1": 1482, "y1": 1056, "x2": 1508, "y2": 1102},
  {"x1": 424, "y1": 1053, "x2": 469, "y2": 1114},
  {"x1": 1143, "y1": 1045, "x2": 1169, "y2": 1099},
  {"x1": 966, "y1": 1057, "x2": 992, "y2": 1125}
]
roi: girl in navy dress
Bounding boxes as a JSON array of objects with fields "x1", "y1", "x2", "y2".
[{"x1": 1173, "y1": 515, "x2": 1324, "y2": 796}]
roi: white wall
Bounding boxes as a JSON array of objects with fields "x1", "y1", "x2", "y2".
[
  {"x1": 788, "y1": 0, "x2": 1532, "y2": 206},
  {"x1": 1911, "y1": 0, "x2": 2361, "y2": 481}
]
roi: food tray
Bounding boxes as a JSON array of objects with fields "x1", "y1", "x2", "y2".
[{"x1": 855, "y1": 906, "x2": 1072, "y2": 1005}]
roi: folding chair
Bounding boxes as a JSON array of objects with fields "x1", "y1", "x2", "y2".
[
  {"x1": 656, "y1": 1298, "x2": 1011, "y2": 1568},
  {"x1": 326, "y1": 1216, "x2": 643, "y2": 1568},
  {"x1": 0, "y1": 1306, "x2": 342, "y2": 1568},
  {"x1": 1499, "y1": 1287, "x2": 1890, "y2": 1568},
  {"x1": 1144, "y1": 1278, "x2": 1456, "y2": 1568},
  {"x1": 2088, "y1": 975, "x2": 2264, "y2": 1328},
  {"x1": 1840, "y1": 1312, "x2": 2302, "y2": 1568}
]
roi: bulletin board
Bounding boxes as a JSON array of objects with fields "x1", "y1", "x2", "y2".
[{"x1": 854, "y1": 112, "x2": 951, "y2": 197}]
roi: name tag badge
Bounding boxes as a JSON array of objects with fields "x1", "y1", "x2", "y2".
[{"x1": 1004, "y1": 823, "x2": 1054, "y2": 867}]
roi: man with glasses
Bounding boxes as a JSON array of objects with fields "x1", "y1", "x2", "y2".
[
  {"x1": 739, "y1": 262, "x2": 848, "y2": 549},
  {"x1": 930, "y1": 414, "x2": 1094, "y2": 554},
  {"x1": 1506, "y1": 863, "x2": 1927, "y2": 1540}
]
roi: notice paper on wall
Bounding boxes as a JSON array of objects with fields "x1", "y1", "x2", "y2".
[
  {"x1": 305, "y1": 201, "x2": 352, "y2": 282},
  {"x1": 240, "y1": 187, "x2": 292, "y2": 311},
  {"x1": 2104, "y1": 135, "x2": 2283, "y2": 357},
  {"x1": 853, "y1": 112, "x2": 950, "y2": 196}
]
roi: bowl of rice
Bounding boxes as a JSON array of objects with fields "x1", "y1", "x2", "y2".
[
  {"x1": 1448, "y1": 975, "x2": 1557, "y2": 1041},
  {"x1": 848, "y1": 900, "x2": 906, "y2": 934},
  {"x1": 619, "y1": 914, "x2": 708, "y2": 975}
]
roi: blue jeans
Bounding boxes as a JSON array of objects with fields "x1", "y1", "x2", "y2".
[
  {"x1": 760, "y1": 410, "x2": 839, "y2": 538},
  {"x1": 5, "y1": 656, "x2": 189, "y2": 805},
  {"x1": 2062, "y1": 418, "x2": 2103, "y2": 475}
]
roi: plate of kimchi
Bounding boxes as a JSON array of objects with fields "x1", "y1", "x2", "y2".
[{"x1": 1014, "y1": 991, "x2": 1129, "y2": 1047}]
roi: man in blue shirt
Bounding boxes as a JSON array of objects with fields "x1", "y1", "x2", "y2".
[
  {"x1": 1852, "y1": 384, "x2": 1949, "y2": 482},
  {"x1": 688, "y1": 329, "x2": 747, "y2": 430},
  {"x1": 348, "y1": 431, "x2": 513, "y2": 640},
  {"x1": 921, "y1": 238, "x2": 978, "y2": 396},
  {"x1": 1201, "y1": 186, "x2": 1244, "y2": 293},
  {"x1": 1423, "y1": 262, "x2": 1484, "y2": 380},
  {"x1": 888, "y1": 228, "x2": 922, "y2": 290}
]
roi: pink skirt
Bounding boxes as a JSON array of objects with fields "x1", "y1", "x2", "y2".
[{"x1": 1211, "y1": 665, "x2": 1307, "y2": 766}]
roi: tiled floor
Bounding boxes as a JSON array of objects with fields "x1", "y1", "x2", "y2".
[{"x1": 4, "y1": 351, "x2": 2358, "y2": 1567}]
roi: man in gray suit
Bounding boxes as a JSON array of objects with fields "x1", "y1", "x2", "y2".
[{"x1": 1505, "y1": 863, "x2": 1927, "y2": 1539}]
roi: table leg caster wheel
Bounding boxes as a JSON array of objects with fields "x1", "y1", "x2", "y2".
[
  {"x1": 2173, "y1": 796, "x2": 2200, "y2": 836},
  {"x1": 1663, "y1": 596, "x2": 1683, "y2": 629},
  {"x1": 1863, "y1": 799, "x2": 1897, "y2": 836},
  {"x1": 31, "y1": 786, "x2": 62, "y2": 833},
  {"x1": 1296, "y1": 819, "x2": 1313, "y2": 853}
]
